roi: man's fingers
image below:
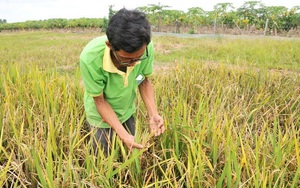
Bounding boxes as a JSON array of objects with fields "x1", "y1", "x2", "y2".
[
  {"x1": 154, "y1": 125, "x2": 166, "y2": 136},
  {"x1": 151, "y1": 127, "x2": 155, "y2": 133},
  {"x1": 132, "y1": 142, "x2": 143, "y2": 149},
  {"x1": 156, "y1": 119, "x2": 164, "y2": 128},
  {"x1": 150, "y1": 125, "x2": 166, "y2": 137},
  {"x1": 160, "y1": 126, "x2": 165, "y2": 134},
  {"x1": 158, "y1": 127, "x2": 162, "y2": 135},
  {"x1": 123, "y1": 136, "x2": 143, "y2": 150}
]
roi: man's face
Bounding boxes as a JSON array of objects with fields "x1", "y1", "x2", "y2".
[{"x1": 112, "y1": 44, "x2": 148, "y2": 67}]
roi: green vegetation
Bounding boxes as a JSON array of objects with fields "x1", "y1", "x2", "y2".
[
  {"x1": 0, "y1": 31, "x2": 299, "y2": 187},
  {"x1": 1, "y1": 1, "x2": 300, "y2": 35},
  {"x1": 0, "y1": 18, "x2": 103, "y2": 31},
  {"x1": 139, "y1": 2, "x2": 300, "y2": 34},
  {"x1": 0, "y1": 19, "x2": 7, "y2": 24}
]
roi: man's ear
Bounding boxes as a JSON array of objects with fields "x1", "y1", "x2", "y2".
[{"x1": 105, "y1": 41, "x2": 113, "y2": 50}]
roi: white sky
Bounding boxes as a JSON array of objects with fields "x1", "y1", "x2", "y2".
[{"x1": 1, "y1": 0, "x2": 300, "y2": 23}]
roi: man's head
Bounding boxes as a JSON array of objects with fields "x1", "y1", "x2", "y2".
[{"x1": 106, "y1": 8, "x2": 151, "y2": 53}]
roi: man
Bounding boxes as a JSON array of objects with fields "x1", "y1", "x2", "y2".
[{"x1": 80, "y1": 8, "x2": 165, "y2": 156}]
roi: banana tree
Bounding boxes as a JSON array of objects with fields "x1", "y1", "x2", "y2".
[
  {"x1": 237, "y1": 1, "x2": 266, "y2": 29},
  {"x1": 0, "y1": 19, "x2": 7, "y2": 24},
  {"x1": 289, "y1": 6, "x2": 300, "y2": 30},
  {"x1": 265, "y1": 6, "x2": 288, "y2": 35},
  {"x1": 161, "y1": 9, "x2": 186, "y2": 33},
  {"x1": 213, "y1": 3, "x2": 235, "y2": 31},
  {"x1": 186, "y1": 7, "x2": 206, "y2": 31},
  {"x1": 137, "y1": 3, "x2": 170, "y2": 32}
]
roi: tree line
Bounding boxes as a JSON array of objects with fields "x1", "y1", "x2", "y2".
[
  {"x1": 0, "y1": 19, "x2": 7, "y2": 24},
  {"x1": 0, "y1": 18, "x2": 103, "y2": 31},
  {"x1": 1, "y1": 1, "x2": 300, "y2": 35},
  {"x1": 137, "y1": 1, "x2": 300, "y2": 34}
]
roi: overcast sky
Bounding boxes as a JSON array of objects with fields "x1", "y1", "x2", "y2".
[{"x1": 1, "y1": 0, "x2": 300, "y2": 23}]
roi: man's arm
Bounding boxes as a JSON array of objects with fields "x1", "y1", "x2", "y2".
[
  {"x1": 93, "y1": 95, "x2": 143, "y2": 149},
  {"x1": 138, "y1": 77, "x2": 165, "y2": 136}
]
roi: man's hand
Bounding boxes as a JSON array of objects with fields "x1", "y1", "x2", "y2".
[
  {"x1": 120, "y1": 133, "x2": 144, "y2": 150},
  {"x1": 93, "y1": 95, "x2": 143, "y2": 150},
  {"x1": 149, "y1": 114, "x2": 165, "y2": 136}
]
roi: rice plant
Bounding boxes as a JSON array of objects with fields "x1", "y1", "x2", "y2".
[{"x1": 0, "y1": 31, "x2": 299, "y2": 187}]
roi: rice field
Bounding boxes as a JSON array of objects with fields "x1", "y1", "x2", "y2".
[{"x1": 0, "y1": 30, "x2": 299, "y2": 187}]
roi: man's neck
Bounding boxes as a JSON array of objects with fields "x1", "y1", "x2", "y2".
[{"x1": 118, "y1": 66, "x2": 127, "y2": 72}]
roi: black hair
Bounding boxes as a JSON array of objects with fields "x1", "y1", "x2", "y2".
[{"x1": 106, "y1": 8, "x2": 151, "y2": 53}]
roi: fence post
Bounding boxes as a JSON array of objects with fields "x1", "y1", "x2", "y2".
[
  {"x1": 214, "y1": 18, "x2": 217, "y2": 34},
  {"x1": 174, "y1": 19, "x2": 178, "y2": 33},
  {"x1": 264, "y1": 19, "x2": 269, "y2": 36}
]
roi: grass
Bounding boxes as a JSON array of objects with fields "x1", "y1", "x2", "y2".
[
  {"x1": 154, "y1": 35, "x2": 300, "y2": 71},
  {"x1": 0, "y1": 30, "x2": 299, "y2": 187}
]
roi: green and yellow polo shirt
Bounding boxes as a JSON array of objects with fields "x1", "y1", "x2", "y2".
[{"x1": 80, "y1": 35, "x2": 154, "y2": 128}]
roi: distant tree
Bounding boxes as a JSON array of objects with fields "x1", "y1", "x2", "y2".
[
  {"x1": 101, "y1": 5, "x2": 116, "y2": 32},
  {"x1": 289, "y1": 6, "x2": 300, "y2": 30},
  {"x1": 162, "y1": 9, "x2": 185, "y2": 25},
  {"x1": 1, "y1": 2, "x2": 300, "y2": 34},
  {"x1": 43, "y1": 18, "x2": 68, "y2": 29},
  {"x1": 213, "y1": 3, "x2": 235, "y2": 29},
  {"x1": 25, "y1": 20, "x2": 43, "y2": 29},
  {"x1": 237, "y1": 1, "x2": 266, "y2": 29},
  {"x1": 186, "y1": 7, "x2": 206, "y2": 29},
  {"x1": 0, "y1": 19, "x2": 7, "y2": 24},
  {"x1": 66, "y1": 19, "x2": 78, "y2": 28},
  {"x1": 265, "y1": 6, "x2": 288, "y2": 34},
  {"x1": 137, "y1": 3, "x2": 170, "y2": 31},
  {"x1": 160, "y1": 9, "x2": 186, "y2": 33},
  {"x1": 108, "y1": 5, "x2": 116, "y2": 19},
  {"x1": 101, "y1": 17, "x2": 108, "y2": 32}
]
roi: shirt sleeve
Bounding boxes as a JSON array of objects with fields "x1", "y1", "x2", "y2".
[
  {"x1": 80, "y1": 58, "x2": 105, "y2": 97},
  {"x1": 142, "y1": 41, "x2": 154, "y2": 77}
]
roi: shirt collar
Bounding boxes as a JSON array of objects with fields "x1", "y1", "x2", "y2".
[{"x1": 103, "y1": 46, "x2": 140, "y2": 74}]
